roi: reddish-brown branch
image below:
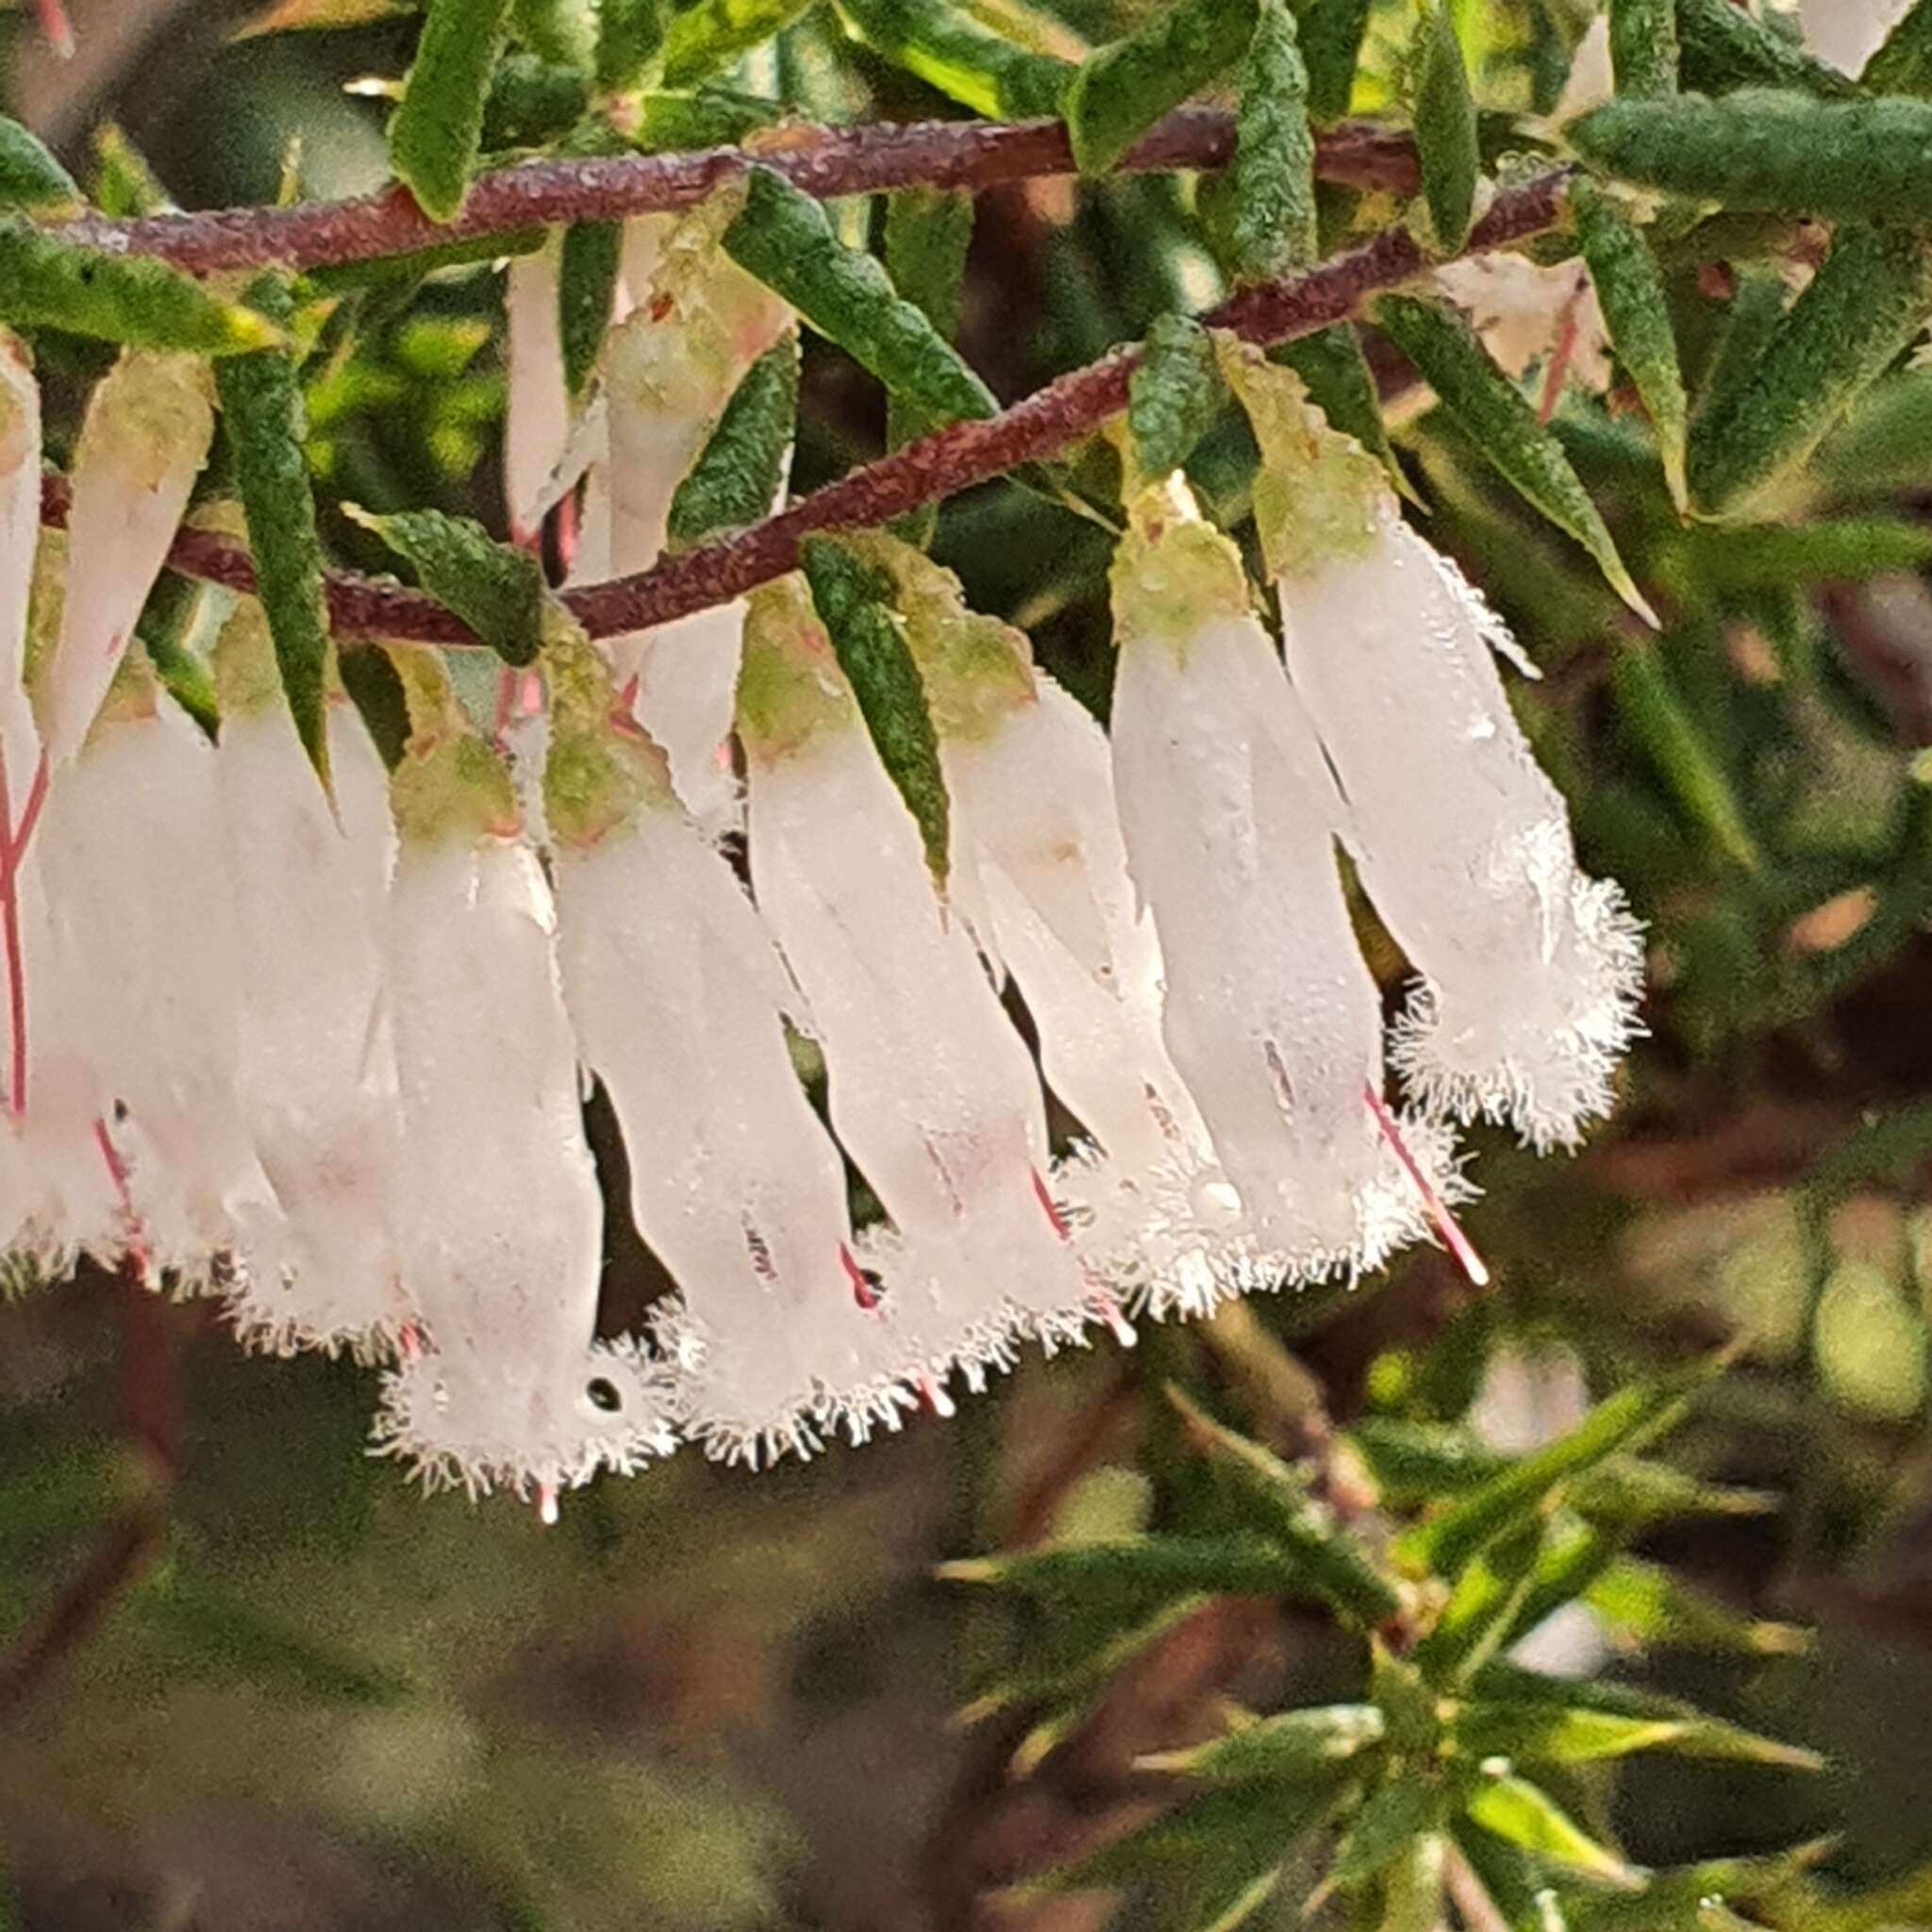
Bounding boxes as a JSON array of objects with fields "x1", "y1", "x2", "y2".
[
  {"x1": 34, "y1": 168, "x2": 1570, "y2": 650},
  {"x1": 49, "y1": 110, "x2": 1417, "y2": 275}
]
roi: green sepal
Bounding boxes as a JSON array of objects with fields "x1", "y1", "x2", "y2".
[
  {"x1": 0, "y1": 115, "x2": 80, "y2": 214},
  {"x1": 723, "y1": 166, "x2": 995, "y2": 436},
  {"x1": 666, "y1": 332, "x2": 799, "y2": 548},
  {"x1": 345, "y1": 504, "x2": 544, "y2": 665},
  {"x1": 1373, "y1": 291, "x2": 1657, "y2": 623},
  {"x1": 596, "y1": 0, "x2": 667, "y2": 92},
  {"x1": 1569, "y1": 177, "x2": 1689, "y2": 512},
  {"x1": 1064, "y1": 0, "x2": 1258, "y2": 179},
  {"x1": 542, "y1": 620, "x2": 678, "y2": 849},
  {"x1": 389, "y1": 0, "x2": 514, "y2": 223},
  {"x1": 736, "y1": 575, "x2": 858, "y2": 761},
  {"x1": 1674, "y1": 0, "x2": 1857, "y2": 98},
  {"x1": 660, "y1": 0, "x2": 816, "y2": 87},
  {"x1": 1130, "y1": 313, "x2": 1225, "y2": 479},
  {"x1": 1224, "y1": 0, "x2": 1318, "y2": 282},
  {"x1": 1607, "y1": 0, "x2": 1678, "y2": 100},
  {"x1": 213, "y1": 273, "x2": 337, "y2": 795},
  {"x1": 0, "y1": 221, "x2": 283, "y2": 356},
  {"x1": 798, "y1": 533, "x2": 950, "y2": 885},
  {"x1": 831, "y1": 0, "x2": 1074, "y2": 119},
  {"x1": 1411, "y1": 0, "x2": 1479, "y2": 254},
  {"x1": 385, "y1": 644, "x2": 520, "y2": 846},
  {"x1": 1686, "y1": 221, "x2": 1932, "y2": 519}
]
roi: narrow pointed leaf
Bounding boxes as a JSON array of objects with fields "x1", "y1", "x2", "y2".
[
  {"x1": 389, "y1": 0, "x2": 513, "y2": 223},
  {"x1": 1608, "y1": 0, "x2": 1677, "y2": 99},
  {"x1": 1394, "y1": 1357, "x2": 1718, "y2": 1579},
  {"x1": 1224, "y1": 0, "x2": 1317, "y2": 282},
  {"x1": 883, "y1": 186, "x2": 973, "y2": 545},
  {"x1": 661, "y1": 0, "x2": 814, "y2": 86},
  {"x1": 1687, "y1": 222, "x2": 1932, "y2": 518},
  {"x1": 0, "y1": 115, "x2": 80, "y2": 213},
  {"x1": 962, "y1": 1593, "x2": 1208, "y2": 1724},
  {"x1": 1561, "y1": 1841, "x2": 1836, "y2": 1932},
  {"x1": 1272, "y1": 327, "x2": 1407, "y2": 490},
  {"x1": 508, "y1": 0, "x2": 595, "y2": 70},
  {"x1": 1412, "y1": 0, "x2": 1477, "y2": 253},
  {"x1": 832, "y1": 0, "x2": 1073, "y2": 118},
  {"x1": 1169, "y1": 1391, "x2": 1404, "y2": 1628},
  {"x1": 1373, "y1": 291, "x2": 1655, "y2": 622},
  {"x1": 1865, "y1": 0, "x2": 1932, "y2": 96},
  {"x1": 1296, "y1": 0, "x2": 1369, "y2": 121},
  {"x1": 1674, "y1": 0, "x2": 1857, "y2": 98},
  {"x1": 214, "y1": 274, "x2": 335, "y2": 791},
  {"x1": 1035, "y1": 1780, "x2": 1338, "y2": 1892},
  {"x1": 1570, "y1": 1458, "x2": 1777, "y2": 1530},
  {"x1": 799, "y1": 534, "x2": 949, "y2": 884},
  {"x1": 1168, "y1": 1863, "x2": 1285, "y2": 1932},
  {"x1": 1692, "y1": 266, "x2": 1789, "y2": 439},
  {"x1": 1379, "y1": 1833, "x2": 1446, "y2": 1932},
  {"x1": 724, "y1": 166, "x2": 995, "y2": 436},
  {"x1": 558, "y1": 215, "x2": 622, "y2": 399},
  {"x1": 1582, "y1": 1555, "x2": 1810, "y2": 1656},
  {"x1": 91, "y1": 123, "x2": 171, "y2": 219},
  {"x1": 940, "y1": 1533, "x2": 1315, "y2": 1607},
  {"x1": 1447, "y1": 1698, "x2": 1822, "y2": 1772},
  {"x1": 1330, "y1": 1775, "x2": 1451, "y2": 1892},
  {"x1": 1414, "y1": 1520, "x2": 1552, "y2": 1684},
  {"x1": 667, "y1": 332, "x2": 798, "y2": 547},
  {"x1": 1463, "y1": 1774, "x2": 1636, "y2": 1884},
  {"x1": 1064, "y1": 0, "x2": 1257, "y2": 178},
  {"x1": 1145, "y1": 1703, "x2": 1386, "y2": 1783},
  {"x1": 0, "y1": 222, "x2": 281, "y2": 355},
  {"x1": 1347, "y1": 1419, "x2": 1506, "y2": 1504},
  {"x1": 1675, "y1": 517, "x2": 1932, "y2": 591},
  {"x1": 340, "y1": 641, "x2": 411, "y2": 770},
  {"x1": 1570, "y1": 178, "x2": 1688, "y2": 510},
  {"x1": 345, "y1": 505, "x2": 544, "y2": 666},
  {"x1": 596, "y1": 0, "x2": 667, "y2": 92},
  {"x1": 1130, "y1": 314, "x2": 1224, "y2": 478}
]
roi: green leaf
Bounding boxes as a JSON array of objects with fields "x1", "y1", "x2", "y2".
[
  {"x1": 1169, "y1": 1390, "x2": 1405, "y2": 1629},
  {"x1": 0, "y1": 221, "x2": 282, "y2": 356},
  {"x1": 90, "y1": 123, "x2": 172, "y2": 219},
  {"x1": 1378, "y1": 1833, "x2": 1446, "y2": 1932},
  {"x1": 389, "y1": 0, "x2": 513, "y2": 223},
  {"x1": 1865, "y1": 0, "x2": 1932, "y2": 96},
  {"x1": 1568, "y1": 1457, "x2": 1778, "y2": 1532},
  {"x1": 1349, "y1": 1418, "x2": 1506, "y2": 1503},
  {"x1": 667, "y1": 333, "x2": 798, "y2": 547},
  {"x1": 1413, "y1": 1520, "x2": 1553, "y2": 1685},
  {"x1": 1563, "y1": 1842, "x2": 1835, "y2": 1932},
  {"x1": 1411, "y1": 0, "x2": 1478, "y2": 253},
  {"x1": 1691, "y1": 265, "x2": 1789, "y2": 441},
  {"x1": 831, "y1": 0, "x2": 1074, "y2": 119},
  {"x1": 345, "y1": 504, "x2": 544, "y2": 665},
  {"x1": 1271, "y1": 327, "x2": 1408, "y2": 492},
  {"x1": 1686, "y1": 222, "x2": 1932, "y2": 518},
  {"x1": 508, "y1": 0, "x2": 595, "y2": 71},
  {"x1": 1294, "y1": 0, "x2": 1368, "y2": 122},
  {"x1": 596, "y1": 0, "x2": 667, "y2": 92},
  {"x1": 1582, "y1": 1555, "x2": 1810, "y2": 1656},
  {"x1": 137, "y1": 578, "x2": 222, "y2": 741},
  {"x1": 1036, "y1": 1780, "x2": 1336, "y2": 1892},
  {"x1": 941, "y1": 1532, "x2": 1322, "y2": 1609},
  {"x1": 1447, "y1": 1697, "x2": 1822, "y2": 1772},
  {"x1": 1674, "y1": 0, "x2": 1857, "y2": 99},
  {"x1": 483, "y1": 49, "x2": 591, "y2": 147},
  {"x1": 724, "y1": 166, "x2": 995, "y2": 436},
  {"x1": 1672, "y1": 516, "x2": 1932, "y2": 591},
  {"x1": 559, "y1": 216, "x2": 622, "y2": 398},
  {"x1": 1373, "y1": 291, "x2": 1656, "y2": 623},
  {"x1": 339, "y1": 641, "x2": 412, "y2": 769},
  {"x1": 629, "y1": 85, "x2": 782, "y2": 151},
  {"x1": 960, "y1": 1592, "x2": 1208, "y2": 1727},
  {"x1": 1573, "y1": 92, "x2": 1932, "y2": 223},
  {"x1": 1331, "y1": 1776, "x2": 1451, "y2": 1892},
  {"x1": 799, "y1": 534, "x2": 950, "y2": 884},
  {"x1": 1462, "y1": 1774, "x2": 1636, "y2": 1884},
  {"x1": 1570, "y1": 178, "x2": 1688, "y2": 511},
  {"x1": 0, "y1": 115, "x2": 80, "y2": 214},
  {"x1": 1609, "y1": 638, "x2": 1761, "y2": 871},
  {"x1": 1163, "y1": 1863, "x2": 1286, "y2": 1932},
  {"x1": 883, "y1": 186, "x2": 974, "y2": 545},
  {"x1": 1143, "y1": 1703, "x2": 1387, "y2": 1782},
  {"x1": 661, "y1": 0, "x2": 815, "y2": 86},
  {"x1": 213, "y1": 275, "x2": 336, "y2": 791},
  {"x1": 1393, "y1": 1357, "x2": 1717, "y2": 1579},
  {"x1": 1608, "y1": 0, "x2": 1677, "y2": 100},
  {"x1": 1130, "y1": 314, "x2": 1224, "y2": 478},
  {"x1": 1224, "y1": 0, "x2": 1317, "y2": 282},
  {"x1": 1064, "y1": 0, "x2": 1257, "y2": 179}
]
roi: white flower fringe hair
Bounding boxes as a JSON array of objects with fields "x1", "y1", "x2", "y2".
[{"x1": 0, "y1": 281, "x2": 1643, "y2": 1507}]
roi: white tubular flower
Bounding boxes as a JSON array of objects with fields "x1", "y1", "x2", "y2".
[
  {"x1": 1433, "y1": 252, "x2": 1610, "y2": 397},
  {"x1": 544, "y1": 635, "x2": 912, "y2": 1464},
  {"x1": 211, "y1": 600, "x2": 407, "y2": 1358},
  {"x1": 738, "y1": 577, "x2": 1097, "y2": 1392},
  {"x1": 373, "y1": 653, "x2": 675, "y2": 1501},
  {"x1": 39, "y1": 352, "x2": 213, "y2": 770},
  {"x1": 503, "y1": 241, "x2": 572, "y2": 545},
  {"x1": 0, "y1": 330, "x2": 43, "y2": 819},
  {"x1": 34, "y1": 658, "x2": 275, "y2": 1284},
  {"x1": 1108, "y1": 470, "x2": 1459, "y2": 1290},
  {"x1": 1225, "y1": 341, "x2": 1643, "y2": 1155}
]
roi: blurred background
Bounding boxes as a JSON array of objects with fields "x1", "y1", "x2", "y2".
[{"x1": 5, "y1": 1, "x2": 1932, "y2": 1927}]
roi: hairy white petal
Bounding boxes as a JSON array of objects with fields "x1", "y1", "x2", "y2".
[
  {"x1": 503, "y1": 242, "x2": 572, "y2": 541},
  {"x1": 1433, "y1": 254, "x2": 1610, "y2": 394},
  {"x1": 1799, "y1": 0, "x2": 1907, "y2": 75},
  {"x1": 1280, "y1": 512, "x2": 1644, "y2": 1150},
  {"x1": 377, "y1": 836, "x2": 674, "y2": 1495},
  {"x1": 625, "y1": 598, "x2": 749, "y2": 838},
  {"x1": 0, "y1": 330, "x2": 43, "y2": 814},
  {"x1": 40, "y1": 354, "x2": 213, "y2": 768}
]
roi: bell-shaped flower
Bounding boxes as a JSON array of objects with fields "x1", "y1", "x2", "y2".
[
  {"x1": 544, "y1": 630, "x2": 912, "y2": 1463},
  {"x1": 502, "y1": 241, "x2": 573, "y2": 547},
  {"x1": 1108, "y1": 469, "x2": 1463, "y2": 1290},
  {"x1": 1225, "y1": 340, "x2": 1643, "y2": 1154},
  {"x1": 373, "y1": 650, "x2": 675, "y2": 1499},
  {"x1": 738, "y1": 577, "x2": 1098, "y2": 1394},
  {"x1": 39, "y1": 351, "x2": 213, "y2": 770},
  {"x1": 210, "y1": 598, "x2": 408, "y2": 1357}
]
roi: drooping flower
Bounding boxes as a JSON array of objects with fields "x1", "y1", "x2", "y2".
[
  {"x1": 0, "y1": 329, "x2": 42, "y2": 825},
  {"x1": 738, "y1": 576, "x2": 1099, "y2": 1394},
  {"x1": 1432, "y1": 252, "x2": 1610, "y2": 401},
  {"x1": 211, "y1": 597, "x2": 408, "y2": 1358},
  {"x1": 1107, "y1": 466, "x2": 1464, "y2": 1291},
  {"x1": 544, "y1": 626, "x2": 913, "y2": 1464},
  {"x1": 502, "y1": 240, "x2": 573, "y2": 547},
  {"x1": 373, "y1": 650, "x2": 675, "y2": 1500},
  {"x1": 1224, "y1": 339, "x2": 1644, "y2": 1154}
]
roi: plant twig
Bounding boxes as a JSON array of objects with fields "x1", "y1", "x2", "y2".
[
  {"x1": 35, "y1": 168, "x2": 1570, "y2": 649},
  {"x1": 48, "y1": 110, "x2": 1417, "y2": 275}
]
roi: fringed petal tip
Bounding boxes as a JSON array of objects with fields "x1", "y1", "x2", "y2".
[
  {"x1": 0, "y1": 1232, "x2": 79, "y2": 1300},
  {"x1": 369, "y1": 1338, "x2": 678, "y2": 1503},
  {"x1": 647, "y1": 1298, "x2": 921, "y2": 1470},
  {"x1": 1391, "y1": 874, "x2": 1647, "y2": 1155}
]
